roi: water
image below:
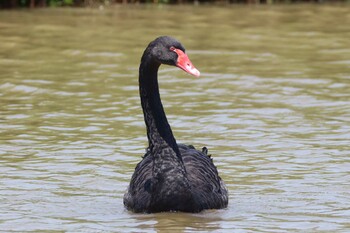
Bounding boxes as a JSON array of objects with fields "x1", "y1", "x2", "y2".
[{"x1": 1, "y1": 5, "x2": 350, "y2": 232}]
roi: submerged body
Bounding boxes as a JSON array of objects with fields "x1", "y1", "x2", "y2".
[
  {"x1": 124, "y1": 144, "x2": 228, "y2": 213},
  {"x1": 123, "y1": 36, "x2": 228, "y2": 213}
]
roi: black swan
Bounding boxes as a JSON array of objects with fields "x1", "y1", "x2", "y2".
[{"x1": 123, "y1": 36, "x2": 228, "y2": 213}]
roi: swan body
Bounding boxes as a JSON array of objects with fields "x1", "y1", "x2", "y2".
[{"x1": 123, "y1": 36, "x2": 228, "y2": 213}]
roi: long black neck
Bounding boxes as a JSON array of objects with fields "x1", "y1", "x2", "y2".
[
  {"x1": 138, "y1": 44, "x2": 193, "y2": 209},
  {"x1": 139, "y1": 52, "x2": 180, "y2": 156}
]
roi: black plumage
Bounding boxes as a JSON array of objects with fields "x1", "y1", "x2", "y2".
[{"x1": 123, "y1": 36, "x2": 228, "y2": 213}]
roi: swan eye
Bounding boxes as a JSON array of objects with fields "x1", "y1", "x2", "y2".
[{"x1": 169, "y1": 46, "x2": 176, "y2": 52}]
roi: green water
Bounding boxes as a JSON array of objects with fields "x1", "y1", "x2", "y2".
[{"x1": 1, "y1": 5, "x2": 350, "y2": 232}]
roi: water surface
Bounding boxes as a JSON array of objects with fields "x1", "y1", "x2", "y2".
[{"x1": 1, "y1": 5, "x2": 350, "y2": 232}]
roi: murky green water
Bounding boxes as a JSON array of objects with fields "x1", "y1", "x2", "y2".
[{"x1": 1, "y1": 5, "x2": 350, "y2": 232}]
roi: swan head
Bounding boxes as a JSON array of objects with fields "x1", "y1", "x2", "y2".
[{"x1": 149, "y1": 36, "x2": 200, "y2": 77}]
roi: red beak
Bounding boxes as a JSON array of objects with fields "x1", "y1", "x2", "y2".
[{"x1": 173, "y1": 48, "x2": 200, "y2": 77}]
